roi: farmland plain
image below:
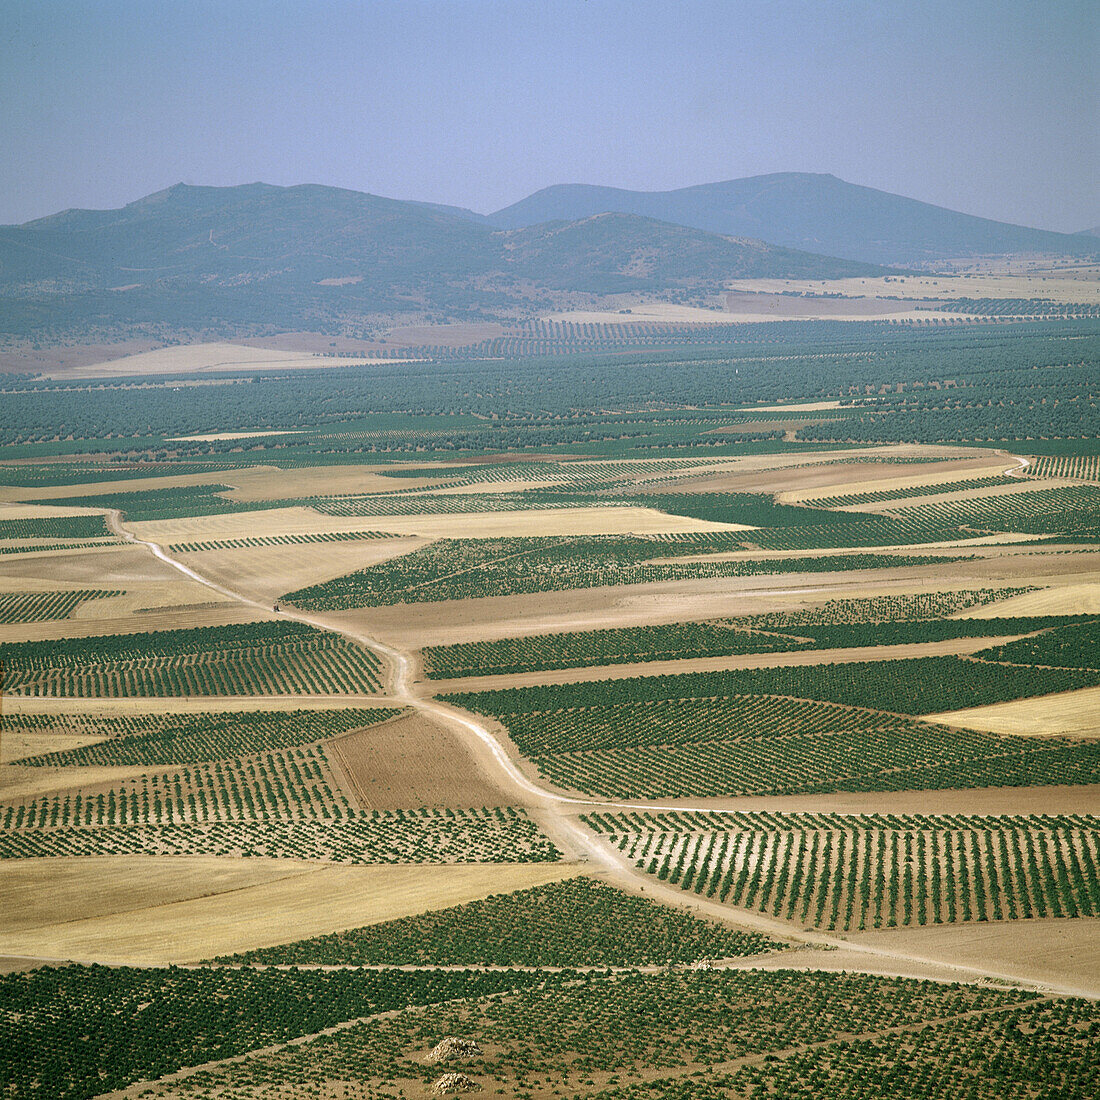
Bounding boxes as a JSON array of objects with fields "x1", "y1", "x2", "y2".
[{"x1": 2, "y1": 318, "x2": 1099, "y2": 1098}]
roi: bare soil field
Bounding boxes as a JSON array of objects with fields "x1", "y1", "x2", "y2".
[
  {"x1": 844, "y1": 918, "x2": 1100, "y2": 998},
  {"x1": 930, "y1": 686, "x2": 1100, "y2": 741},
  {"x1": 424, "y1": 634, "x2": 1024, "y2": 694},
  {"x1": 43, "y1": 342, "x2": 406, "y2": 380},
  {"x1": 0, "y1": 761, "x2": 158, "y2": 802},
  {"x1": 0, "y1": 549, "x2": 260, "y2": 643},
  {"x1": 641, "y1": 456, "x2": 1000, "y2": 500},
  {"x1": 580, "y1": 784, "x2": 1100, "y2": 818},
  {"x1": 168, "y1": 430, "x2": 304, "y2": 442},
  {"x1": 379, "y1": 321, "x2": 506, "y2": 347},
  {"x1": 0, "y1": 544, "x2": 184, "y2": 586},
  {"x1": 326, "y1": 711, "x2": 518, "y2": 809},
  {"x1": 727, "y1": 272, "x2": 1100, "y2": 305},
  {"x1": 129, "y1": 506, "x2": 416, "y2": 543},
  {"x1": 0, "y1": 731, "x2": 108, "y2": 764},
  {"x1": 355, "y1": 505, "x2": 745, "y2": 540},
  {"x1": 0, "y1": 862, "x2": 580, "y2": 964},
  {"x1": 3, "y1": 464, "x2": 445, "y2": 504},
  {"x1": 544, "y1": 303, "x2": 734, "y2": 324},
  {"x1": 0, "y1": 855, "x2": 315, "y2": 933},
  {"x1": 179, "y1": 538, "x2": 423, "y2": 604},
  {"x1": 722, "y1": 290, "x2": 972, "y2": 321},
  {"x1": 736, "y1": 401, "x2": 844, "y2": 412},
  {"x1": 957, "y1": 582, "x2": 1100, "y2": 618}
]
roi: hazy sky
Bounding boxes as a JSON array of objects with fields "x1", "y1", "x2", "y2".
[{"x1": 2, "y1": 0, "x2": 1096, "y2": 230}]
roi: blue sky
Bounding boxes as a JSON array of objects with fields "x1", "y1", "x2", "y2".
[{"x1": 1, "y1": 0, "x2": 1096, "y2": 229}]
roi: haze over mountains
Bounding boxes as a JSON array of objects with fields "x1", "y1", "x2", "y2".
[
  {"x1": 0, "y1": 172, "x2": 1094, "y2": 343},
  {"x1": 483, "y1": 173, "x2": 1099, "y2": 266}
]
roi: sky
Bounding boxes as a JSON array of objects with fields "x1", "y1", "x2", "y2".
[{"x1": 1, "y1": 0, "x2": 1096, "y2": 231}]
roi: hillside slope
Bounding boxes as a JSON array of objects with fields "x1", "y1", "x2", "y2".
[
  {"x1": 489, "y1": 173, "x2": 1098, "y2": 266},
  {"x1": 0, "y1": 182, "x2": 882, "y2": 339}
]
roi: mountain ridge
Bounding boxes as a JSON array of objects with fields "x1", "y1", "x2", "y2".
[
  {"x1": 0, "y1": 182, "x2": 882, "y2": 340},
  {"x1": 486, "y1": 172, "x2": 1098, "y2": 265}
]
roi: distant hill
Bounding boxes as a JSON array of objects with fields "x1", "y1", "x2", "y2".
[
  {"x1": 1078, "y1": 226, "x2": 1100, "y2": 239},
  {"x1": 0, "y1": 182, "x2": 881, "y2": 340},
  {"x1": 488, "y1": 173, "x2": 1099, "y2": 266}
]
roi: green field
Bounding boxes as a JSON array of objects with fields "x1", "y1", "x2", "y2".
[
  {"x1": 588, "y1": 810, "x2": 1100, "y2": 929},
  {"x1": 0, "y1": 621, "x2": 385, "y2": 696},
  {"x1": 0, "y1": 806, "x2": 560, "y2": 863}
]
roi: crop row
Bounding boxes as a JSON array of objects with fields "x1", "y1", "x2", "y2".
[
  {"x1": 0, "y1": 514, "x2": 112, "y2": 541},
  {"x1": 595, "y1": 996, "x2": 1100, "y2": 1100},
  {"x1": 15, "y1": 706, "x2": 404, "y2": 767},
  {"x1": 589, "y1": 811, "x2": 1100, "y2": 930},
  {"x1": 535, "y1": 721, "x2": 1100, "y2": 799},
  {"x1": 0, "y1": 807, "x2": 561, "y2": 863},
  {"x1": 0, "y1": 963, "x2": 556, "y2": 1100},
  {"x1": 134, "y1": 970, "x2": 1059, "y2": 1100},
  {"x1": 740, "y1": 587, "x2": 1033, "y2": 627},
  {"x1": 423, "y1": 586, "x2": 1031, "y2": 678},
  {"x1": 166, "y1": 529, "x2": 396, "y2": 552},
  {"x1": 896, "y1": 483, "x2": 1100, "y2": 537},
  {"x1": 282, "y1": 534, "x2": 964, "y2": 609},
  {"x1": 0, "y1": 620, "x2": 383, "y2": 696},
  {"x1": 422, "y1": 607, "x2": 1075, "y2": 679},
  {"x1": 0, "y1": 539, "x2": 119, "y2": 557},
  {"x1": 220, "y1": 877, "x2": 780, "y2": 967},
  {"x1": 0, "y1": 589, "x2": 120, "y2": 624},
  {"x1": 803, "y1": 474, "x2": 1018, "y2": 507},
  {"x1": 483, "y1": 695, "x2": 918, "y2": 756},
  {"x1": 1029, "y1": 454, "x2": 1100, "y2": 482},
  {"x1": 449, "y1": 655, "x2": 1100, "y2": 721},
  {"x1": 3, "y1": 744, "x2": 354, "y2": 826}
]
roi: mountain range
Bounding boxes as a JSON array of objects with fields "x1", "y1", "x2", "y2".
[
  {"x1": 0, "y1": 173, "x2": 1093, "y2": 341},
  {"x1": 480, "y1": 173, "x2": 1097, "y2": 266}
]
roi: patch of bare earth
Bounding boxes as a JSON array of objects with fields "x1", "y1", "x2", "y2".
[{"x1": 326, "y1": 712, "x2": 520, "y2": 810}]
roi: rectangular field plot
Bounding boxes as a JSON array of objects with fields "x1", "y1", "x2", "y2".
[
  {"x1": 451, "y1": 656, "x2": 1100, "y2": 717},
  {"x1": 0, "y1": 807, "x2": 560, "y2": 863},
  {"x1": 420, "y1": 587, "x2": 1054, "y2": 678},
  {"x1": 587, "y1": 810, "x2": 1100, "y2": 930},
  {"x1": 0, "y1": 514, "x2": 113, "y2": 540},
  {"x1": 282, "y1": 533, "x2": 964, "y2": 609},
  {"x1": 8, "y1": 706, "x2": 404, "y2": 767},
  {"x1": 0, "y1": 589, "x2": 121, "y2": 624},
  {"x1": 0, "y1": 620, "x2": 384, "y2": 696},
  {"x1": 896, "y1": 483, "x2": 1100, "y2": 538}
]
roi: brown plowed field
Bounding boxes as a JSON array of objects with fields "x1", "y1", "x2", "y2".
[{"x1": 327, "y1": 712, "x2": 517, "y2": 809}]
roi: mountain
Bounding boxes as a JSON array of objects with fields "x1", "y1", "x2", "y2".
[
  {"x1": 1078, "y1": 226, "x2": 1100, "y2": 239},
  {"x1": 0, "y1": 182, "x2": 882, "y2": 340},
  {"x1": 488, "y1": 173, "x2": 1099, "y2": 266}
]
